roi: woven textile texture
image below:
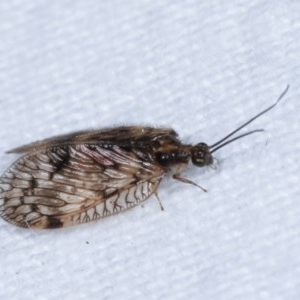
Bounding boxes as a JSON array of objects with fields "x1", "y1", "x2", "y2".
[{"x1": 0, "y1": 1, "x2": 299, "y2": 300}]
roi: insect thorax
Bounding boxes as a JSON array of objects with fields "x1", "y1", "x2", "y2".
[{"x1": 152, "y1": 136, "x2": 190, "y2": 168}]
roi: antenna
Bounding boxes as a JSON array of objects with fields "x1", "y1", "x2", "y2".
[{"x1": 210, "y1": 85, "x2": 290, "y2": 153}]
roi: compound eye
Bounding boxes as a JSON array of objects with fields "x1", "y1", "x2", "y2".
[
  {"x1": 191, "y1": 143, "x2": 212, "y2": 167},
  {"x1": 191, "y1": 152, "x2": 205, "y2": 167}
]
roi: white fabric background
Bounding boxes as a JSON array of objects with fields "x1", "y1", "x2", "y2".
[{"x1": 0, "y1": 1, "x2": 299, "y2": 299}]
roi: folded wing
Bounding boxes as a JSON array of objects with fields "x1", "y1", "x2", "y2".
[{"x1": 0, "y1": 143, "x2": 165, "y2": 229}]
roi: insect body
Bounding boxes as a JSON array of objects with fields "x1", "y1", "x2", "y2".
[{"x1": 0, "y1": 87, "x2": 289, "y2": 229}]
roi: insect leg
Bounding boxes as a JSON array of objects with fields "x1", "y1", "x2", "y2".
[
  {"x1": 172, "y1": 174, "x2": 207, "y2": 192},
  {"x1": 154, "y1": 191, "x2": 164, "y2": 211}
]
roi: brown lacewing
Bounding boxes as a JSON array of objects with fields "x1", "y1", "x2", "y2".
[{"x1": 0, "y1": 86, "x2": 289, "y2": 229}]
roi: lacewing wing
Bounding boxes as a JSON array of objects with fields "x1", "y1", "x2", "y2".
[{"x1": 0, "y1": 86, "x2": 289, "y2": 229}]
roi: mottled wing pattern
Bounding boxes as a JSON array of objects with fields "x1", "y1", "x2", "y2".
[
  {"x1": 0, "y1": 132, "x2": 167, "y2": 229},
  {"x1": 8, "y1": 126, "x2": 177, "y2": 153}
]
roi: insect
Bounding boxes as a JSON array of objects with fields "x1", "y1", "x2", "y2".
[{"x1": 0, "y1": 86, "x2": 289, "y2": 229}]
